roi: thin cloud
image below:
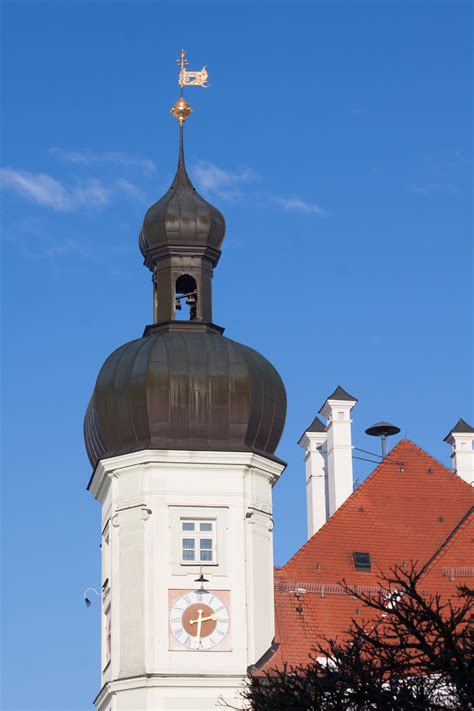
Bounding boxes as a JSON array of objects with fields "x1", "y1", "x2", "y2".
[
  {"x1": 0, "y1": 168, "x2": 110, "y2": 211},
  {"x1": 272, "y1": 195, "x2": 327, "y2": 216},
  {"x1": 115, "y1": 178, "x2": 147, "y2": 202},
  {"x1": 50, "y1": 147, "x2": 156, "y2": 176},
  {"x1": 192, "y1": 161, "x2": 258, "y2": 200}
]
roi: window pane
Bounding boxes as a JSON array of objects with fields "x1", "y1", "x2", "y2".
[
  {"x1": 182, "y1": 522, "x2": 195, "y2": 531},
  {"x1": 353, "y1": 551, "x2": 371, "y2": 571},
  {"x1": 200, "y1": 539, "x2": 212, "y2": 549},
  {"x1": 200, "y1": 550, "x2": 213, "y2": 561},
  {"x1": 182, "y1": 538, "x2": 195, "y2": 549},
  {"x1": 183, "y1": 549, "x2": 195, "y2": 561},
  {"x1": 200, "y1": 522, "x2": 212, "y2": 532}
]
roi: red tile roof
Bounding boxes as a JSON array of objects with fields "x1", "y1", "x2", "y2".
[
  {"x1": 259, "y1": 440, "x2": 474, "y2": 673},
  {"x1": 420, "y1": 506, "x2": 474, "y2": 597}
]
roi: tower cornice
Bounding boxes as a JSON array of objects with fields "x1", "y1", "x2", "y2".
[{"x1": 88, "y1": 448, "x2": 286, "y2": 500}]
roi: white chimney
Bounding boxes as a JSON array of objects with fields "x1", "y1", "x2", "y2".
[
  {"x1": 319, "y1": 386, "x2": 357, "y2": 517},
  {"x1": 444, "y1": 418, "x2": 474, "y2": 485},
  {"x1": 298, "y1": 417, "x2": 328, "y2": 538}
]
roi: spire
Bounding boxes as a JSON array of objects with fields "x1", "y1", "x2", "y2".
[
  {"x1": 172, "y1": 124, "x2": 193, "y2": 190},
  {"x1": 138, "y1": 52, "x2": 225, "y2": 326}
]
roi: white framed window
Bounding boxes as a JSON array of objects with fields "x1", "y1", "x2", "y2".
[{"x1": 180, "y1": 519, "x2": 217, "y2": 564}]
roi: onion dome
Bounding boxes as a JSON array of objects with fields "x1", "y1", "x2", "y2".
[
  {"x1": 84, "y1": 113, "x2": 287, "y2": 470},
  {"x1": 84, "y1": 322, "x2": 286, "y2": 468},
  {"x1": 139, "y1": 127, "x2": 225, "y2": 271}
]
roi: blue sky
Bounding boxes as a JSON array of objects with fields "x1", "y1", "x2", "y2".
[{"x1": 1, "y1": 1, "x2": 472, "y2": 708}]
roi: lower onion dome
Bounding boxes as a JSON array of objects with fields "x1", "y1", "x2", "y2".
[{"x1": 84, "y1": 326, "x2": 286, "y2": 469}]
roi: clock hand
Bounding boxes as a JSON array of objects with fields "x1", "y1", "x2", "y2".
[
  {"x1": 194, "y1": 609, "x2": 203, "y2": 648},
  {"x1": 198, "y1": 612, "x2": 218, "y2": 623},
  {"x1": 189, "y1": 612, "x2": 218, "y2": 625}
]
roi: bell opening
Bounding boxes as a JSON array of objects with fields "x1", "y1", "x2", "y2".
[{"x1": 175, "y1": 274, "x2": 197, "y2": 321}]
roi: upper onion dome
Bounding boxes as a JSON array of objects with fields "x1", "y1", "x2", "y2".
[
  {"x1": 84, "y1": 323, "x2": 286, "y2": 469},
  {"x1": 84, "y1": 114, "x2": 286, "y2": 471},
  {"x1": 139, "y1": 129, "x2": 226, "y2": 270}
]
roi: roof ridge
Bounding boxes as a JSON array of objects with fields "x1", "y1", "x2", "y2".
[
  {"x1": 419, "y1": 506, "x2": 474, "y2": 579},
  {"x1": 281, "y1": 439, "x2": 472, "y2": 572},
  {"x1": 281, "y1": 440, "x2": 408, "y2": 570},
  {"x1": 399, "y1": 438, "x2": 474, "y2": 489}
]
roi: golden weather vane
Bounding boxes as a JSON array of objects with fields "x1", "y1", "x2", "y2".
[
  {"x1": 170, "y1": 50, "x2": 209, "y2": 126},
  {"x1": 178, "y1": 49, "x2": 209, "y2": 88}
]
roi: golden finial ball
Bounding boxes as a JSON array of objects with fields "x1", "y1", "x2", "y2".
[{"x1": 170, "y1": 97, "x2": 193, "y2": 126}]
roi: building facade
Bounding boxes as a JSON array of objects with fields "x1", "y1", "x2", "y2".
[{"x1": 84, "y1": 109, "x2": 474, "y2": 711}]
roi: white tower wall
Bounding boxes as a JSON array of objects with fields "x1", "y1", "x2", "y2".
[
  {"x1": 299, "y1": 431, "x2": 328, "y2": 537},
  {"x1": 320, "y1": 397, "x2": 356, "y2": 516},
  {"x1": 89, "y1": 449, "x2": 284, "y2": 711},
  {"x1": 446, "y1": 432, "x2": 474, "y2": 485}
]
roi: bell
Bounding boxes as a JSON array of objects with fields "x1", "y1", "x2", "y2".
[{"x1": 175, "y1": 300, "x2": 182, "y2": 311}]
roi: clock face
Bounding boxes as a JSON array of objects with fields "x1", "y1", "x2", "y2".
[{"x1": 169, "y1": 590, "x2": 230, "y2": 650}]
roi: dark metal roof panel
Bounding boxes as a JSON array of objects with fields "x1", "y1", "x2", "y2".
[
  {"x1": 139, "y1": 133, "x2": 225, "y2": 263},
  {"x1": 318, "y1": 385, "x2": 358, "y2": 413},
  {"x1": 84, "y1": 327, "x2": 287, "y2": 469},
  {"x1": 297, "y1": 415, "x2": 326, "y2": 445},
  {"x1": 444, "y1": 418, "x2": 474, "y2": 442}
]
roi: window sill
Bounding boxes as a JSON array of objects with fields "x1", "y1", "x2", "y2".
[{"x1": 180, "y1": 561, "x2": 218, "y2": 566}]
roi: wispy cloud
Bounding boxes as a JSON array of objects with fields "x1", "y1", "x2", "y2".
[
  {"x1": 0, "y1": 168, "x2": 110, "y2": 211},
  {"x1": 50, "y1": 147, "x2": 156, "y2": 176},
  {"x1": 191, "y1": 160, "x2": 326, "y2": 216},
  {"x1": 271, "y1": 195, "x2": 327, "y2": 216},
  {"x1": 115, "y1": 178, "x2": 147, "y2": 202},
  {"x1": 0, "y1": 168, "x2": 150, "y2": 211},
  {"x1": 192, "y1": 161, "x2": 258, "y2": 200}
]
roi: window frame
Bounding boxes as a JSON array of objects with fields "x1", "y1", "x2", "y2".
[
  {"x1": 180, "y1": 518, "x2": 217, "y2": 565},
  {"x1": 353, "y1": 551, "x2": 371, "y2": 572}
]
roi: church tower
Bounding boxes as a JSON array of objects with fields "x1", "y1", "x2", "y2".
[{"x1": 84, "y1": 53, "x2": 286, "y2": 710}]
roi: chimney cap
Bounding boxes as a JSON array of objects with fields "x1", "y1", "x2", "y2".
[
  {"x1": 318, "y1": 385, "x2": 358, "y2": 414},
  {"x1": 444, "y1": 418, "x2": 474, "y2": 442},
  {"x1": 298, "y1": 415, "x2": 326, "y2": 444}
]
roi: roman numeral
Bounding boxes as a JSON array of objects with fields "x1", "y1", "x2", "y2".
[
  {"x1": 215, "y1": 604, "x2": 225, "y2": 612},
  {"x1": 183, "y1": 595, "x2": 191, "y2": 604}
]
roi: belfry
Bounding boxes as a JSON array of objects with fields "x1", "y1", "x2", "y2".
[{"x1": 84, "y1": 52, "x2": 287, "y2": 710}]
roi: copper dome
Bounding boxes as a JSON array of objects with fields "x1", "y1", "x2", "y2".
[
  {"x1": 84, "y1": 323, "x2": 286, "y2": 469},
  {"x1": 139, "y1": 132, "x2": 225, "y2": 270}
]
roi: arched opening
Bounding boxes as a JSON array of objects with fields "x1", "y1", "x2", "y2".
[{"x1": 175, "y1": 274, "x2": 197, "y2": 320}]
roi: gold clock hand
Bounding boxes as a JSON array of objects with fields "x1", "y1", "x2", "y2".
[
  {"x1": 189, "y1": 610, "x2": 203, "y2": 625},
  {"x1": 198, "y1": 612, "x2": 218, "y2": 623},
  {"x1": 194, "y1": 609, "x2": 203, "y2": 648}
]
